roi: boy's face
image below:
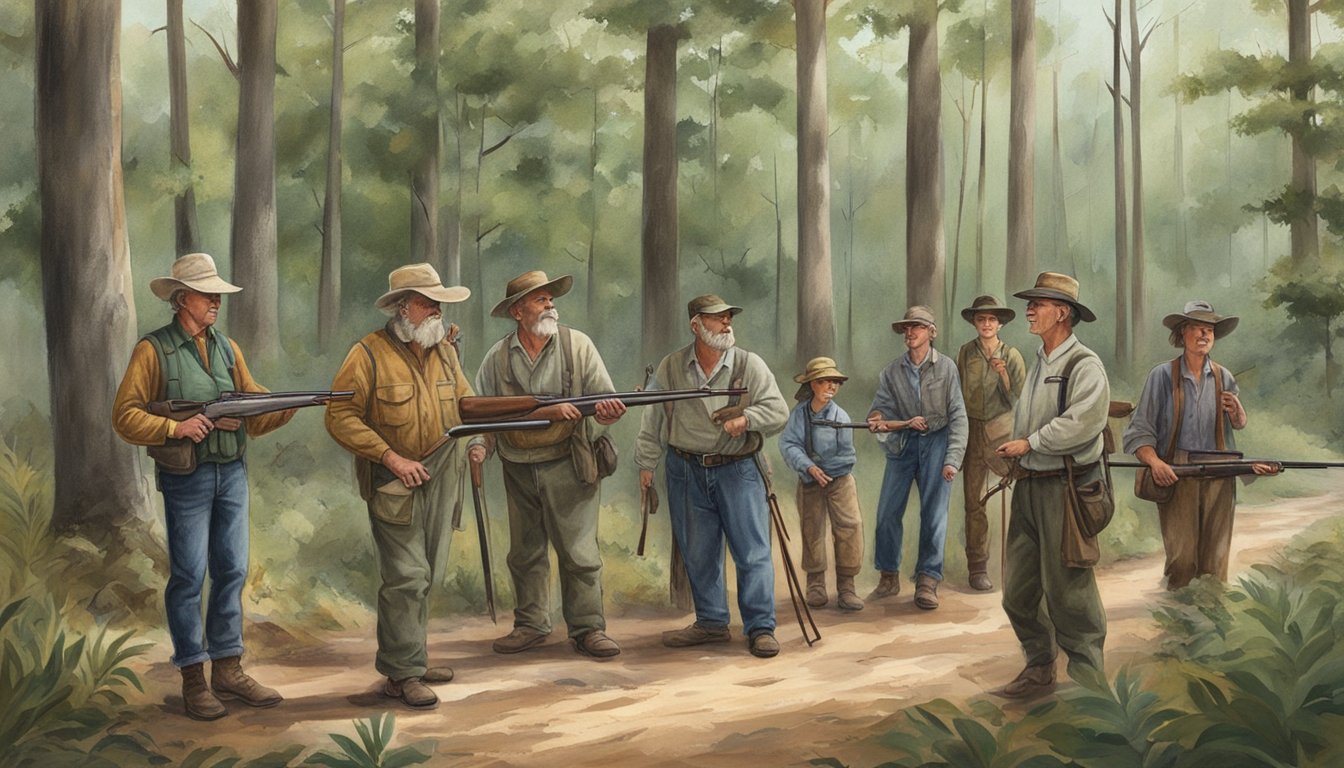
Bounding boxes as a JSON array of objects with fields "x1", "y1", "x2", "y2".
[{"x1": 809, "y1": 378, "x2": 842, "y2": 404}]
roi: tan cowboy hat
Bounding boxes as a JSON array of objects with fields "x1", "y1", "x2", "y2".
[
  {"x1": 792, "y1": 356, "x2": 848, "y2": 401},
  {"x1": 1162, "y1": 300, "x2": 1239, "y2": 338},
  {"x1": 149, "y1": 253, "x2": 241, "y2": 301},
  {"x1": 891, "y1": 305, "x2": 937, "y2": 333},
  {"x1": 374, "y1": 263, "x2": 470, "y2": 309},
  {"x1": 687, "y1": 293, "x2": 744, "y2": 319},
  {"x1": 490, "y1": 270, "x2": 573, "y2": 319},
  {"x1": 1012, "y1": 271, "x2": 1096, "y2": 322},
  {"x1": 961, "y1": 294, "x2": 1016, "y2": 325}
]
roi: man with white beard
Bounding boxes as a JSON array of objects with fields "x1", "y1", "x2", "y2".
[
  {"x1": 635, "y1": 294, "x2": 790, "y2": 657},
  {"x1": 475, "y1": 271, "x2": 628, "y2": 658},
  {"x1": 326, "y1": 263, "x2": 486, "y2": 709}
]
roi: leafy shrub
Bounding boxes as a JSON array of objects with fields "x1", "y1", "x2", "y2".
[{"x1": 302, "y1": 713, "x2": 434, "y2": 768}]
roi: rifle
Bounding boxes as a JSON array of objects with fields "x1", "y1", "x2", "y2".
[
  {"x1": 147, "y1": 390, "x2": 353, "y2": 421},
  {"x1": 809, "y1": 419, "x2": 873, "y2": 429},
  {"x1": 751, "y1": 453, "x2": 821, "y2": 647},
  {"x1": 458, "y1": 387, "x2": 746, "y2": 424},
  {"x1": 1109, "y1": 449, "x2": 1344, "y2": 477},
  {"x1": 468, "y1": 459, "x2": 497, "y2": 624}
]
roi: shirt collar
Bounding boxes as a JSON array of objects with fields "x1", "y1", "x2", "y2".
[
  {"x1": 686, "y1": 345, "x2": 734, "y2": 382},
  {"x1": 902, "y1": 346, "x2": 939, "y2": 371},
  {"x1": 1039, "y1": 333, "x2": 1080, "y2": 364},
  {"x1": 1180, "y1": 356, "x2": 1212, "y2": 381}
]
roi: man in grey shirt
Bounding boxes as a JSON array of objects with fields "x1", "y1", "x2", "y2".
[
  {"x1": 475, "y1": 270, "x2": 627, "y2": 659},
  {"x1": 993, "y1": 272, "x2": 1111, "y2": 700},
  {"x1": 636, "y1": 294, "x2": 790, "y2": 657}
]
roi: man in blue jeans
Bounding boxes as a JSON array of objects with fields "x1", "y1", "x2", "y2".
[
  {"x1": 113, "y1": 253, "x2": 296, "y2": 720},
  {"x1": 635, "y1": 294, "x2": 790, "y2": 657},
  {"x1": 867, "y1": 306, "x2": 968, "y2": 609}
]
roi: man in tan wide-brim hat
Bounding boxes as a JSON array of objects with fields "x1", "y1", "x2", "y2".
[
  {"x1": 954, "y1": 295, "x2": 1026, "y2": 593},
  {"x1": 113, "y1": 252, "x2": 295, "y2": 721},
  {"x1": 475, "y1": 270, "x2": 627, "y2": 660},
  {"x1": 993, "y1": 271, "x2": 1110, "y2": 701},
  {"x1": 326, "y1": 262, "x2": 484, "y2": 709},
  {"x1": 1124, "y1": 300, "x2": 1275, "y2": 592},
  {"x1": 778, "y1": 357, "x2": 866, "y2": 611}
]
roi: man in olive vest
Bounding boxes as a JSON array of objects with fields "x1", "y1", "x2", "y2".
[
  {"x1": 326, "y1": 263, "x2": 485, "y2": 709},
  {"x1": 474, "y1": 271, "x2": 627, "y2": 659},
  {"x1": 112, "y1": 253, "x2": 296, "y2": 721}
]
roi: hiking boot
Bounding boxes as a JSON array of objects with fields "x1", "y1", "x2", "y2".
[
  {"x1": 661, "y1": 622, "x2": 731, "y2": 647},
  {"x1": 573, "y1": 630, "x2": 621, "y2": 658},
  {"x1": 181, "y1": 662, "x2": 227, "y2": 721},
  {"x1": 383, "y1": 676, "x2": 438, "y2": 708},
  {"x1": 836, "y1": 574, "x2": 865, "y2": 612},
  {"x1": 748, "y1": 631, "x2": 780, "y2": 658},
  {"x1": 211, "y1": 656, "x2": 282, "y2": 708},
  {"x1": 914, "y1": 574, "x2": 940, "y2": 610},
  {"x1": 969, "y1": 571, "x2": 994, "y2": 592},
  {"x1": 994, "y1": 663, "x2": 1057, "y2": 700},
  {"x1": 492, "y1": 626, "x2": 550, "y2": 654},
  {"x1": 868, "y1": 571, "x2": 900, "y2": 600},
  {"x1": 805, "y1": 571, "x2": 828, "y2": 608},
  {"x1": 421, "y1": 666, "x2": 454, "y2": 684}
]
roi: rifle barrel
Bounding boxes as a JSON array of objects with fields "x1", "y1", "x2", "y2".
[{"x1": 810, "y1": 419, "x2": 872, "y2": 429}]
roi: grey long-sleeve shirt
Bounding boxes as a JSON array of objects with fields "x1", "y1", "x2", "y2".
[
  {"x1": 1012, "y1": 334, "x2": 1111, "y2": 471},
  {"x1": 1122, "y1": 357, "x2": 1240, "y2": 457},
  {"x1": 867, "y1": 347, "x2": 968, "y2": 469}
]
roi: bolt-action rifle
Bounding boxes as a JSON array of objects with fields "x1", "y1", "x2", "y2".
[
  {"x1": 146, "y1": 390, "x2": 353, "y2": 421},
  {"x1": 442, "y1": 387, "x2": 746, "y2": 440},
  {"x1": 1108, "y1": 450, "x2": 1344, "y2": 477}
]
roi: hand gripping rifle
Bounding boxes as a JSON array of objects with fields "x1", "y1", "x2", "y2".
[
  {"x1": 147, "y1": 390, "x2": 354, "y2": 421},
  {"x1": 441, "y1": 387, "x2": 746, "y2": 439}
]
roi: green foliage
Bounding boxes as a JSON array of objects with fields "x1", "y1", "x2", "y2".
[
  {"x1": 302, "y1": 714, "x2": 434, "y2": 768},
  {"x1": 878, "y1": 698, "x2": 1060, "y2": 767}
]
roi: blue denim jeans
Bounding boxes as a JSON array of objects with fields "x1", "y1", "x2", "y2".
[
  {"x1": 873, "y1": 429, "x2": 952, "y2": 580},
  {"x1": 158, "y1": 459, "x2": 249, "y2": 667},
  {"x1": 664, "y1": 451, "x2": 776, "y2": 636}
]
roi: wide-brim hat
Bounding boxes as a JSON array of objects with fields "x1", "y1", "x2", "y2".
[
  {"x1": 891, "y1": 305, "x2": 937, "y2": 333},
  {"x1": 1162, "y1": 300, "x2": 1239, "y2": 338},
  {"x1": 792, "y1": 356, "x2": 848, "y2": 401},
  {"x1": 961, "y1": 294, "x2": 1016, "y2": 325},
  {"x1": 375, "y1": 263, "x2": 470, "y2": 309},
  {"x1": 149, "y1": 252, "x2": 241, "y2": 301},
  {"x1": 490, "y1": 270, "x2": 572, "y2": 319},
  {"x1": 1012, "y1": 271, "x2": 1096, "y2": 323},
  {"x1": 687, "y1": 293, "x2": 744, "y2": 320}
]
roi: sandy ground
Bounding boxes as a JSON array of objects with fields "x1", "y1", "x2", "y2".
[{"x1": 129, "y1": 491, "x2": 1341, "y2": 767}]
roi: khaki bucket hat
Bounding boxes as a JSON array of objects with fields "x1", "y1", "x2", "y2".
[
  {"x1": 792, "y1": 356, "x2": 848, "y2": 401},
  {"x1": 1162, "y1": 300, "x2": 1239, "y2": 338},
  {"x1": 149, "y1": 253, "x2": 241, "y2": 301},
  {"x1": 374, "y1": 263, "x2": 471, "y2": 309},
  {"x1": 1012, "y1": 271, "x2": 1096, "y2": 322},
  {"x1": 490, "y1": 270, "x2": 573, "y2": 319},
  {"x1": 960, "y1": 294, "x2": 1016, "y2": 325}
]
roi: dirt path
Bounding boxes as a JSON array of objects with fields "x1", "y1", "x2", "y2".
[{"x1": 131, "y1": 492, "x2": 1340, "y2": 767}]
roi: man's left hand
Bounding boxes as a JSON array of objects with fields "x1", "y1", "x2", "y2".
[
  {"x1": 723, "y1": 415, "x2": 749, "y2": 437},
  {"x1": 942, "y1": 465, "x2": 958, "y2": 482},
  {"x1": 997, "y1": 439, "x2": 1031, "y2": 458},
  {"x1": 593, "y1": 398, "x2": 627, "y2": 425},
  {"x1": 215, "y1": 417, "x2": 242, "y2": 432}
]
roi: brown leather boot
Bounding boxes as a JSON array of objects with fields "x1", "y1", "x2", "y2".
[
  {"x1": 835, "y1": 574, "x2": 865, "y2": 611},
  {"x1": 211, "y1": 656, "x2": 282, "y2": 708},
  {"x1": 867, "y1": 571, "x2": 900, "y2": 600},
  {"x1": 180, "y1": 662, "x2": 227, "y2": 721},
  {"x1": 805, "y1": 571, "x2": 828, "y2": 608}
]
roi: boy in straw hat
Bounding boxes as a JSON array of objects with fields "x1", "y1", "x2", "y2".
[
  {"x1": 954, "y1": 295, "x2": 1026, "y2": 591},
  {"x1": 1122, "y1": 300, "x2": 1277, "y2": 591},
  {"x1": 113, "y1": 253, "x2": 296, "y2": 720},
  {"x1": 778, "y1": 357, "x2": 865, "y2": 611}
]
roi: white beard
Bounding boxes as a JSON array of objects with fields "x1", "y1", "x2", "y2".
[
  {"x1": 394, "y1": 313, "x2": 447, "y2": 348},
  {"x1": 697, "y1": 322, "x2": 735, "y2": 352},
  {"x1": 530, "y1": 309, "x2": 560, "y2": 338}
]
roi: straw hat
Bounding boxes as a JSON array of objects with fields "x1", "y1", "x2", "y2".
[
  {"x1": 374, "y1": 263, "x2": 470, "y2": 309},
  {"x1": 891, "y1": 305, "x2": 937, "y2": 333},
  {"x1": 960, "y1": 294, "x2": 1016, "y2": 325},
  {"x1": 792, "y1": 356, "x2": 848, "y2": 401},
  {"x1": 1012, "y1": 271, "x2": 1096, "y2": 322},
  {"x1": 149, "y1": 253, "x2": 241, "y2": 301},
  {"x1": 490, "y1": 270, "x2": 572, "y2": 319},
  {"x1": 1162, "y1": 300, "x2": 1239, "y2": 338}
]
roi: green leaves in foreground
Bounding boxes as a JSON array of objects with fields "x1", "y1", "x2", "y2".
[{"x1": 303, "y1": 713, "x2": 434, "y2": 768}]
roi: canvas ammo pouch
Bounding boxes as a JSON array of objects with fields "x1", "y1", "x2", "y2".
[{"x1": 1055, "y1": 352, "x2": 1116, "y2": 548}]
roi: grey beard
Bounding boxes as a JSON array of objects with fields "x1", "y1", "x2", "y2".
[
  {"x1": 394, "y1": 314, "x2": 447, "y2": 347},
  {"x1": 530, "y1": 310, "x2": 559, "y2": 338},
  {"x1": 697, "y1": 323, "x2": 735, "y2": 352}
]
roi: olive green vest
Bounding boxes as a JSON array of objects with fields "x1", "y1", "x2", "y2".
[{"x1": 144, "y1": 320, "x2": 247, "y2": 464}]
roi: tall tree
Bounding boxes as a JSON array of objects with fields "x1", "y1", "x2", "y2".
[
  {"x1": 905, "y1": 0, "x2": 946, "y2": 325},
  {"x1": 1170, "y1": 11, "x2": 1194, "y2": 281},
  {"x1": 229, "y1": 0, "x2": 279, "y2": 365},
  {"x1": 642, "y1": 23, "x2": 682, "y2": 363},
  {"x1": 410, "y1": 0, "x2": 439, "y2": 269},
  {"x1": 35, "y1": 0, "x2": 153, "y2": 540},
  {"x1": 166, "y1": 0, "x2": 200, "y2": 258},
  {"x1": 1286, "y1": 0, "x2": 1318, "y2": 270},
  {"x1": 1106, "y1": 0, "x2": 1130, "y2": 368},
  {"x1": 1005, "y1": 0, "x2": 1035, "y2": 292},
  {"x1": 795, "y1": 0, "x2": 836, "y2": 365},
  {"x1": 318, "y1": 0, "x2": 344, "y2": 352},
  {"x1": 1127, "y1": 0, "x2": 1154, "y2": 356}
]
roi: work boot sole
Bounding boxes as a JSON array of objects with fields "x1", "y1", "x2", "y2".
[
  {"x1": 212, "y1": 688, "x2": 282, "y2": 708},
  {"x1": 493, "y1": 633, "x2": 549, "y2": 654},
  {"x1": 184, "y1": 701, "x2": 228, "y2": 721},
  {"x1": 662, "y1": 631, "x2": 731, "y2": 648}
]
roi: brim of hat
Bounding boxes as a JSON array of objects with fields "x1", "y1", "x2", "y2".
[
  {"x1": 375, "y1": 284, "x2": 472, "y2": 310},
  {"x1": 961, "y1": 307, "x2": 1016, "y2": 325},
  {"x1": 1162, "y1": 312, "x2": 1239, "y2": 338},
  {"x1": 792, "y1": 371, "x2": 848, "y2": 384},
  {"x1": 891, "y1": 320, "x2": 935, "y2": 332},
  {"x1": 691, "y1": 303, "x2": 745, "y2": 319},
  {"x1": 150, "y1": 276, "x2": 242, "y2": 301},
  {"x1": 1012, "y1": 288, "x2": 1096, "y2": 322},
  {"x1": 490, "y1": 275, "x2": 573, "y2": 318}
]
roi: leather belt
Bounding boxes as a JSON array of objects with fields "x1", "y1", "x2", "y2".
[
  {"x1": 1016, "y1": 460, "x2": 1099, "y2": 480},
  {"x1": 671, "y1": 445, "x2": 756, "y2": 468}
]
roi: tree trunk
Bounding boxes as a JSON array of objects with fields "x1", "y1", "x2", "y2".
[
  {"x1": 36, "y1": 0, "x2": 153, "y2": 538},
  {"x1": 773, "y1": 154, "x2": 785, "y2": 350},
  {"x1": 587, "y1": 89, "x2": 599, "y2": 329},
  {"x1": 318, "y1": 0, "x2": 344, "y2": 353},
  {"x1": 641, "y1": 25, "x2": 680, "y2": 363},
  {"x1": 976, "y1": 75, "x2": 988, "y2": 293},
  {"x1": 410, "y1": 0, "x2": 440, "y2": 267},
  {"x1": 950, "y1": 79, "x2": 976, "y2": 321},
  {"x1": 444, "y1": 93, "x2": 463, "y2": 285},
  {"x1": 1172, "y1": 13, "x2": 1193, "y2": 281},
  {"x1": 166, "y1": 0, "x2": 199, "y2": 258},
  {"x1": 1006, "y1": 0, "x2": 1035, "y2": 293},
  {"x1": 1288, "y1": 0, "x2": 1319, "y2": 271},
  {"x1": 229, "y1": 0, "x2": 279, "y2": 366},
  {"x1": 1110, "y1": 0, "x2": 1130, "y2": 369},
  {"x1": 1129, "y1": 0, "x2": 1146, "y2": 356},
  {"x1": 905, "y1": 0, "x2": 945, "y2": 327},
  {"x1": 795, "y1": 0, "x2": 836, "y2": 366},
  {"x1": 1051, "y1": 67, "x2": 1071, "y2": 275}
]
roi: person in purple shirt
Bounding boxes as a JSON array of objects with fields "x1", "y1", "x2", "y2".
[{"x1": 779, "y1": 357, "x2": 865, "y2": 612}]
